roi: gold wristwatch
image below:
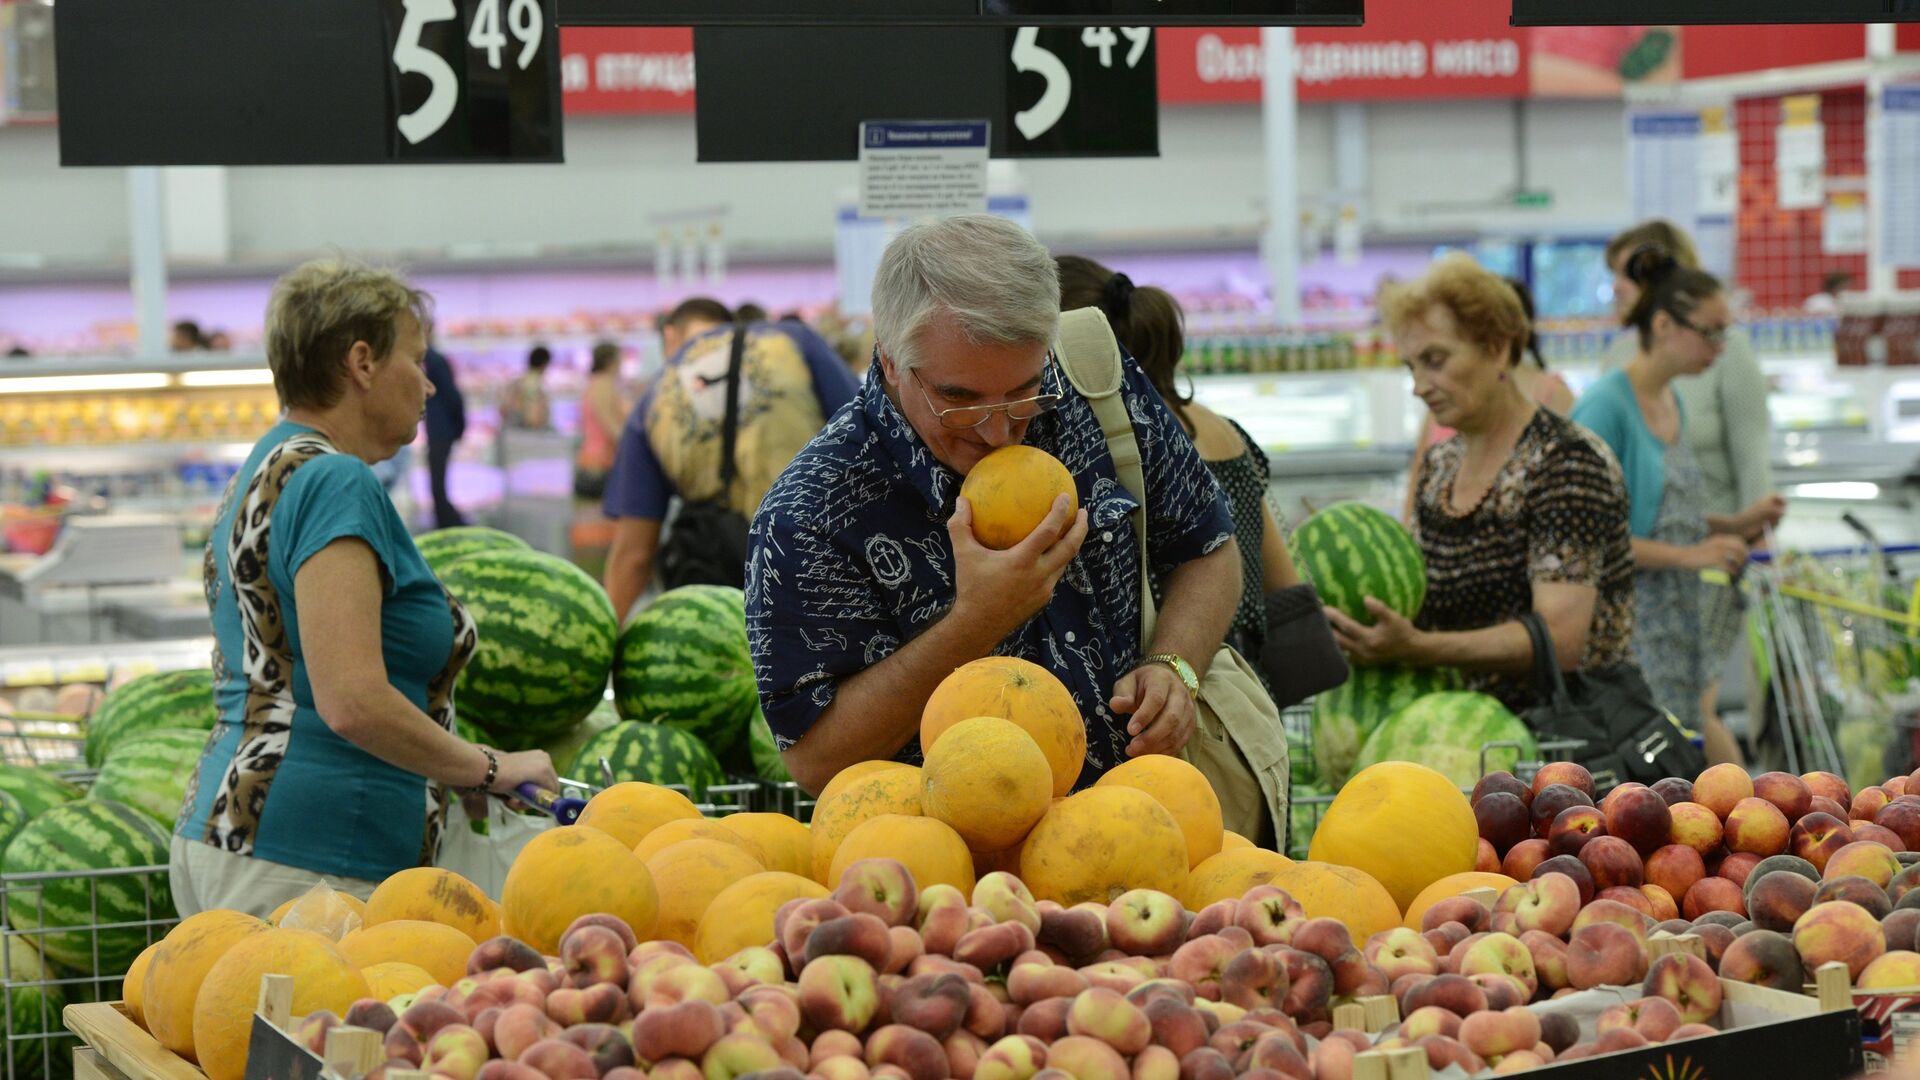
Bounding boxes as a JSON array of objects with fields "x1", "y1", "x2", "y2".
[{"x1": 1143, "y1": 653, "x2": 1199, "y2": 697}]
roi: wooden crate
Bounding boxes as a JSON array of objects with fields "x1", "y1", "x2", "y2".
[{"x1": 62, "y1": 1003, "x2": 204, "y2": 1080}]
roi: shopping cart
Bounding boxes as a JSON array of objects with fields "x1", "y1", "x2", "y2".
[
  {"x1": 0, "y1": 705, "x2": 87, "y2": 772},
  {"x1": 0, "y1": 863, "x2": 176, "y2": 1080},
  {"x1": 1745, "y1": 522, "x2": 1920, "y2": 790}
]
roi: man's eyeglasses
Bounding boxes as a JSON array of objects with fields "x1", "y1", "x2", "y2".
[
  {"x1": 901, "y1": 351, "x2": 1063, "y2": 430},
  {"x1": 1669, "y1": 310, "x2": 1729, "y2": 346}
]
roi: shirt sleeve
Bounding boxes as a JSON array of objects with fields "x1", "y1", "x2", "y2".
[
  {"x1": 1718, "y1": 330, "x2": 1774, "y2": 511},
  {"x1": 1528, "y1": 434, "x2": 1631, "y2": 588},
  {"x1": 269, "y1": 454, "x2": 407, "y2": 598},
  {"x1": 785, "y1": 325, "x2": 862, "y2": 418},
  {"x1": 1122, "y1": 357, "x2": 1234, "y2": 576},
  {"x1": 602, "y1": 385, "x2": 672, "y2": 521}
]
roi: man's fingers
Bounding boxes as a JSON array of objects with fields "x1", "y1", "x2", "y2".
[
  {"x1": 1016, "y1": 494, "x2": 1074, "y2": 556},
  {"x1": 1126, "y1": 679, "x2": 1170, "y2": 737},
  {"x1": 1042, "y1": 509, "x2": 1090, "y2": 574}
]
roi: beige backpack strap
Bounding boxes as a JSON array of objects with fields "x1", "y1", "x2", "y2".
[{"x1": 1054, "y1": 306, "x2": 1156, "y2": 645}]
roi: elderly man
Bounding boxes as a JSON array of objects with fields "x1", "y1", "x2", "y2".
[{"x1": 747, "y1": 215, "x2": 1243, "y2": 796}]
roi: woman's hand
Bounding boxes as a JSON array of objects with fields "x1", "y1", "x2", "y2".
[
  {"x1": 1741, "y1": 494, "x2": 1787, "y2": 537},
  {"x1": 488, "y1": 748, "x2": 560, "y2": 800},
  {"x1": 1325, "y1": 597, "x2": 1428, "y2": 666},
  {"x1": 1691, "y1": 534, "x2": 1750, "y2": 574}
]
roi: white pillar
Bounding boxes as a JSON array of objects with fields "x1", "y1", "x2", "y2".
[
  {"x1": 127, "y1": 167, "x2": 169, "y2": 358},
  {"x1": 161, "y1": 167, "x2": 233, "y2": 263},
  {"x1": 1333, "y1": 102, "x2": 1368, "y2": 201},
  {"x1": 1261, "y1": 27, "x2": 1301, "y2": 326},
  {"x1": 1866, "y1": 23, "x2": 1898, "y2": 296}
]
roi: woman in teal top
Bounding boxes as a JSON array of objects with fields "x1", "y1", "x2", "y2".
[
  {"x1": 1570, "y1": 247, "x2": 1782, "y2": 767},
  {"x1": 171, "y1": 260, "x2": 558, "y2": 918}
]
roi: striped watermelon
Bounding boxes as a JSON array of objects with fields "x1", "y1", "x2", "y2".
[
  {"x1": 749, "y1": 706, "x2": 793, "y2": 784},
  {"x1": 1309, "y1": 665, "x2": 1461, "y2": 788},
  {"x1": 539, "y1": 701, "x2": 619, "y2": 782},
  {"x1": 2, "y1": 800, "x2": 174, "y2": 973},
  {"x1": 613, "y1": 585, "x2": 756, "y2": 767},
  {"x1": 84, "y1": 667, "x2": 217, "y2": 768},
  {"x1": 1289, "y1": 502, "x2": 1426, "y2": 625},
  {"x1": 3, "y1": 936, "x2": 73, "y2": 1080},
  {"x1": 440, "y1": 550, "x2": 619, "y2": 752},
  {"x1": 1352, "y1": 691, "x2": 1537, "y2": 790},
  {"x1": 88, "y1": 728, "x2": 209, "y2": 828},
  {"x1": 416, "y1": 526, "x2": 531, "y2": 575},
  {"x1": 1288, "y1": 781, "x2": 1329, "y2": 858},
  {"x1": 0, "y1": 765, "x2": 81, "y2": 821},
  {"x1": 0, "y1": 790, "x2": 24, "y2": 853},
  {"x1": 566, "y1": 721, "x2": 726, "y2": 799}
]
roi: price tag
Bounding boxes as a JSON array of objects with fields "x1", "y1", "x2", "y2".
[
  {"x1": 386, "y1": 0, "x2": 563, "y2": 161},
  {"x1": 1004, "y1": 27, "x2": 1158, "y2": 157},
  {"x1": 2, "y1": 665, "x2": 56, "y2": 689}
]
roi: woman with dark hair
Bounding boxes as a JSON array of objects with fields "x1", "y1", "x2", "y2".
[
  {"x1": 1573, "y1": 246, "x2": 1782, "y2": 763},
  {"x1": 1056, "y1": 255, "x2": 1298, "y2": 668},
  {"x1": 500, "y1": 345, "x2": 553, "y2": 430},
  {"x1": 575, "y1": 341, "x2": 629, "y2": 499}
]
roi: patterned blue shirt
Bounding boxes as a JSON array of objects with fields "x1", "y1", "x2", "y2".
[{"x1": 746, "y1": 353, "x2": 1234, "y2": 789}]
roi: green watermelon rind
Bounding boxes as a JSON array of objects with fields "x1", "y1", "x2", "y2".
[
  {"x1": 440, "y1": 550, "x2": 618, "y2": 753},
  {"x1": 0, "y1": 765, "x2": 82, "y2": 822},
  {"x1": 415, "y1": 526, "x2": 532, "y2": 575},
  {"x1": 1352, "y1": 690, "x2": 1537, "y2": 790},
  {"x1": 1308, "y1": 664, "x2": 1461, "y2": 788},
  {"x1": 1290, "y1": 502, "x2": 1427, "y2": 626},
  {"x1": 87, "y1": 728, "x2": 210, "y2": 829},
  {"x1": 612, "y1": 585, "x2": 756, "y2": 764},
  {"x1": 566, "y1": 720, "x2": 726, "y2": 800},
  {"x1": 2, "y1": 799, "x2": 174, "y2": 974},
  {"x1": 3, "y1": 935, "x2": 72, "y2": 1080},
  {"x1": 83, "y1": 668, "x2": 217, "y2": 768}
]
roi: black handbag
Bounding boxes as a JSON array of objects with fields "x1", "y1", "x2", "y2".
[
  {"x1": 1259, "y1": 582, "x2": 1350, "y2": 710},
  {"x1": 658, "y1": 325, "x2": 752, "y2": 591},
  {"x1": 1517, "y1": 612, "x2": 1705, "y2": 791}
]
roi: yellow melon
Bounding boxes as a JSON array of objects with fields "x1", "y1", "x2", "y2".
[
  {"x1": 1400, "y1": 872, "x2": 1520, "y2": 931},
  {"x1": 338, "y1": 920, "x2": 475, "y2": 988},
  {"x1": 123, "y1": 941, "x2": 161, "y2": 1030},
  {"x1": 921, "y1": 657, "x2": 1085, "y2": 798},
  {"x1": 143, "y1": 910, "x2": 273, "y2": 1061},
  {"x1": 575, "y1": 782, "x2": 704, "y2": 850},
  {"x1": 816, "y1": 761, "x2": 914, "y2": 806},
  {"x1": 268, "y1": 888, "x2": 368, "y2": 938},
  {"x1": 716, "y1": 813, "x2": 813, "y2": 878},
  {"x1": 1179, "y1": 848, "x2": 1294, "y2": 911},
  {"x1": 634, "y1": 817, "x2": 768, "y2": 866},
  {"x1": 828, "y1": 814, "x2": 976, "y2": 896},
  {"x1": 1019, "y1": 787, "x2": 1188, "y2": 905},
  {"x1": 809, "y1": 767, "x2": 924, "y2": 883},
  {"x1": 502, "y1": 825, "x2": 660, "y2": 954},
  {"x1": 921, "y1": 717, "x2": 1053, "y2": 853},
  {"x1": 1267, "y1": 861, "x2": 1403, "y2": 943},
  {"x1": 193, "y1": 930, "x2": 370, "y2": 1080},
  {"x1": 360, "y1": 961, "x2": 440, "y2": 1000},
  {"x1": 1308, "y1": 761, "x2": 1477, "y2": 912},
  {"x1": 694, "y1": 872, "x2": 829, "y2": 964},
  {"x1": 1095, "y1": 754, "x2": 1224, "y2": 868},
  {"x1": 645, "y1": 839, "x2": 769, "y2": 950},
  {"x1": 957, "y1": 446, "x2": 1077, "y2": 551},
  {"x1": 363, "y1": 867, "x2": 500, "y2": 943},
  {"x1": 1221, "y1": 832, "x2": 1253, "y2": 851}
]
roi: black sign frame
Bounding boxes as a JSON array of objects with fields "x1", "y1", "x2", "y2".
[
  {"x1": 1512, "y1": 0, "x2": 1919, "y2": 24},
  {"x1": 561, "y1": 0, "x2": 1360, "y2": 26}
]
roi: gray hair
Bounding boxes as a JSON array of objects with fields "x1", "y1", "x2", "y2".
[
  {"x1": 871, "y1": 214, "x2": 1061, "y2": 372},
  {"x1": 265, "y1": 258, "x2": 431, "y2": 410}
]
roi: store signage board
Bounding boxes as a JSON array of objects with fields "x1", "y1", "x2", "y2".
[
  {"x1": 1877, "y1": 85, "x2": 1920, "y2": 267},
  {"x1": 1627, "y1": 111, "x2": 1701, "y2": 228},
  {"x1": 55, "y1": 0, "x2": 562, "y2": 166},
  {"x1": 562, "y1": 0, "x2": 1360, "y2": 26},
  {"x1": 1513, "y1": 0, "x2": 1919, "y2": 24},
  {"x1": 858, "y1": 121, "x2": 991, "y2": 219},
  {"x1": 693, "y1": 27, "x2": 1157, "y2": 161}
]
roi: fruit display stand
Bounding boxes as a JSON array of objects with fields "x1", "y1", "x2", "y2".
[{"x1": 62, "y1": 996, "x2": 202, "y2": 1080}]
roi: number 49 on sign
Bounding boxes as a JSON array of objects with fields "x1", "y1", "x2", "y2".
[{"x1": 393, "y1": 0, "x2": 547, "y2": 146}]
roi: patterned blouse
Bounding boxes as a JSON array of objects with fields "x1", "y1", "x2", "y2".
[
  {"x1": 747, "y1": 356, "x2": 1235, "y2": 789},
  {"x1": 1412, "y1": 407, "x2": 1637, "y2": 712}
]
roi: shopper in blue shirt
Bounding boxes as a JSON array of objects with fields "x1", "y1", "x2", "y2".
[
  {"x1": 603, "y1": 298, "x2": 860, "y2": 621},
  {"x1": 173, "y1": 260, "x2": 556, "y2": 917},
  {"x1": 747, "y1": 215, "x2": 1241, "y2": 797}
]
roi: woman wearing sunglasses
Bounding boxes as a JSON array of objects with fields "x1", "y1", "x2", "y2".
[{"x1": 1572, "y1": 245, "x2": 1781, "y2": 764}]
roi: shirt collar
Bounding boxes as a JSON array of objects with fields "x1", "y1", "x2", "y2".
[{"x1": 858, "y1": 359, "x2": 1066, "y2": 515}]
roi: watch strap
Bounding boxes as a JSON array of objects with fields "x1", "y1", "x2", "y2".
[{"x1": 1143, "y1": 652, "x2": 1198, "y2": 695}]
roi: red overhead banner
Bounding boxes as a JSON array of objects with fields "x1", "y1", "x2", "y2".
[{"x1": 560, "y1": 27, "x2": 696, "y2": 115}]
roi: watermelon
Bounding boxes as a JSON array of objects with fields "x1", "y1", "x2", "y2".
[
  {"x1": 440, "y1": 550, "x2": 619, "y2": 752},
  {"x1": 749, "y1": 706, "x2": 793, "y2": 784},
  {"x1": 1288, "y1": 781, "x2": 1329, "y2": 859},
  {"x1": 84, "y1": 667, "x2": 217, "y2": 768},
  {"x1": 2, "y1": 799, "x2": 174, "y2": 973},
  {"x1": 1289, "y1": 502, "x2": 1427, "y2": 625},
  {"x1": 416, "y1": 526, "x2": 532, "y2": 575},
  {"x1": 3, "y1": 936, "x2": 73, "y2": 1080},
  {"x1": 0, "y1": 789, "x2": 23, "y2": 851},
  {"x1": 539, "y1": 701, "x2": 620, "y2": 782},
  {"x1": 0, "y1": 765, "x2": 81, "y2": 821},
  {"x1": 566, "y1": 721, "x2": 726, "y2": 800},
  {"x1": 88, "y1": 728, "x2": 209, "y2": 828},
  {"x1": 1352, "y1": 691, "x2": 1537, "y2": 790},
  {"x1": 1308, "y1": 665, "x2": 1460, "y2": 788},
  {"x1": 613, "y1": 585, "x2": 756, "y2": 767}
]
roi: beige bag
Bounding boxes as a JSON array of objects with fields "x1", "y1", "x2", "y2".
[{"x1": 1054, "y1": 307, "x2": 1290, "y2": 847}]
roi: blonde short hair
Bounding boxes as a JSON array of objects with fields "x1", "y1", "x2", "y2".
[
  {"x1": 264, "y1": 259, "x2": 432, "y2": 409},
  {"x1": 1379, "y1": 254, "x2": 1529, "y2": 366}
]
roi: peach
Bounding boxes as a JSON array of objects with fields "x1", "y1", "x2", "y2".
[
  {"x1": 494, "y1": 1003, "x2": 562, "y2": 1062},
  {"x1": 1016, "y1": 998, "x2": 1073, "y2": 1042},
  {"x1": 1694, "y1": 764, "x2": 1754, "y2": 820},
  {"x1": 945, "y1": 1030, "x2": 988, "y2": 1080},
  {"x1": 968, "y1": 983, "x2": 1008, "y2": 1042},
  {"x1": 1413, "y1": 1034, "x2": 1485, "y2": 1075},
  {"x1": 1167, "y1": 937, "x2": 1236, "y2": 1001},
  {"x1": 1458, "y1": 934, "x2": 1537, "y2": 996},
  {"x1": 1175, "y1": 1048, "x2": 1234, "y2": 1080},
  {"x1": 1642, "y1": 884, "x2": 1680, "y2": 923},
  {"x1": 1811, "y1": 796, "x2": 1851, "y2": 821},
  {"x1": 1044, "y1": 1036, "x2": 1130, "y2": 1080},
  {"x1": 1140, "y1": 998, "x2": 1210, "y2": 1058},
  {"x1": 1066, "y1": 988, "x2": 1152, "y2": 1056},
  {"x1": 1276, "y1": 949, "x2": 1333, "y2": 1024},
  {"x1": 833, "y1": 859, "x2": 920, "y2": 929},
  {"x1": 1532, "y1": 763, "x2": 1595, "y2": 800},
  {"x1": 1579, "y1": 836, "x2": 1646, "y2": 890},
  {"x1": 1520, "y1": 931, "x2": 1569, "y2": 992},
  {"x1": 1607, "y1": 786, "x2": 1676, "y2": 858},
  {"x1": 1670, "y1": 1023, "x2": 1718, "y2": 1041},
  {"x1": 1538, "y1": 1012, "x2": 1579, "y2": 1055},
  {"x1": 1399, "y1": 973, "x2": 1488, "y2": 1019},
  {"x1": 1803, "y1": 771, "x2": 1852, "y2": 805},
  {"x1": 1717, "y1": 852, "x2": 1764, "y2": 889},
  {"x1": 866, "y1": 1025, "x2": 953, "y2": 1080},
  {"x1": 1548, "y1": 806, "x2": 1608, "y2": 857},
  {"x1": 1490, "y1": 1051, "x2": 1546, "y2": 1074},
  {"x1": 1037, "y1": 907, "x2": 1107, "y2": 963},
  {"x1": 470, "y1": 936, "x2": 546, "y2": 976},
  {"x1": 1886, "y1": 909, "x2": 1920, "y2": 953},
  {"x1": 1219, "y1": 949, "x2": 1289, "y2": 1012},
  {"x1": 1827, "y1": 841, "x2": 1902, "y2": 888},
  {"x1": 1753, "y1": 772, "x2": 1814, "y2": 823},
  {"x1": 1853, "y1": 823, "x2": 1908, "y2": 853},
  {"x1": 475, "y1": 1064, "x2": 549, "y2": 1080},
  {"x1": 1567, "y1": 923, "x2": 1649, "y2": 990},
  {"x1": 1495, "y1": 873, "x2": 1581, "y2": 937},
  {"x1": 1597, "y1": 886, "x2": 1654, "y2": 917},
  {"x1": 1502, "y1": 839, "x2": 1552, "y2": 882},
  {"x1": 1531, "y1": 856, "x2": 1595, "y2": 906},
  {"x1": 1683, "y1": 877, "x2": 1746, "y2": 921},
  {"x1": 1652, "y1": 777, "x2": 1695, "y2": 805},
  {"x1": 1725, "y1": 797, "x2": 1790, "y2": 857},
  {"x1": 1791, "y1": 813, "x2": 1856, "y2": 873},
  {"x1": 1793, "y1": 900, "x2": 1888, "y2": 979},
  {"x1": 546, "y1": 983, "x2": 629, "y2": 1027},
  {"x1": 1422, "y1": 896, "x2": 1491, "y2": 935},
  {"x1": 1747, "y1": 871, "x2": 1819, "y2": 933},
  {"x1": 1592, "y1": 1027, "x2": 1649, "y2": 1054},
  {"x1": 559, "y1": 1024, "x2": 635, "y2": 1076},
  {"x1": 1106, "y1": 890, "x2": 1185, "y2": 958},
  {"x1": 1813, "y1": 875, "x2": 1893, "y2": 920},
  {"x1": 1876, "y1": 801, "x2": 1920, "y2": 851},
  {"x1": 1132, "y1": 1044, "x2": 1180, "y2": 1080},
  {"x1": 520, "y1": 1039, "x2": 599, "y2": 1080},
  {"x1": 1859, "y1": 949, "x2": 1920, "y2": 989},
  {"x1": 1596, "y1": 996, "x2": 1681, "y2": 1043},
  {"x1": 1476, "y1": 793, "x2": 1532, "y2": 858},
  {"x1": 797, "y1": 955, "x2": 880, "y2": 1034},
  {"x1": 1078, "y1": 960, "x2": 1150, "y2": 995},
  {"x1": 1468, "y1": 973, "x2": 1529, "y2": 1011},
  {"x1": 916, "y1": 887, "x2": 971, "y2": 958},
  {"x1": 1009, "y1": 962, "x2": 1089, "y2": 1006},
  {"x1": 1402, "y1": 1005, "x2": 1462, "y2": 1041},
  {"x1": 891, "y1": 972, "x2": 973, "y2": 1041},
  {"x1": 1233, "y1": 887, "x2": 1301, "y2": 949},
  {"x1": 783, "y1": 899, "x2": 854, "y2": 962},
  {"x1": 1642, "y1": 953, "x2": 1722, "y2": 1025},
  {"x1": 1364, "y1": 928, "x2": 1440, "y2": 983},
  {"x1": 1530, "y1": 785, "x2": 1595, "y2": 840},
  {"x1": 1719, "y1": 929, "x2": 1805, "y2": 991},
  {"x1": 1854, "y1": 787, "x2": 1893, "y2": 823},
  {"x1": 1570, "y1": 899, "x2": 1650, "y2": 944},
  {"x1": 974, "y1": 1035, "x2": 1047, "y2": 1080},
  {"x1": 1667, "y1": 802, "x2": 1725, "y2": 858},
  {"x1": 1645, "y1": 845, "x2": 1706, "y2": 906}
]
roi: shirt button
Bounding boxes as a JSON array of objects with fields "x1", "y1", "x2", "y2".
[{"x1": 1101, "y1": 530, "x2": 1113, "y2": 543}]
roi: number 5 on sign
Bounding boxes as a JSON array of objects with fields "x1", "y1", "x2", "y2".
[
  {"x1": 393, "y1": 0, "x2": 458, "y2": 145},
  {"x1": 1011, "y1": 28, "x2": 1070, "y2": 141}
]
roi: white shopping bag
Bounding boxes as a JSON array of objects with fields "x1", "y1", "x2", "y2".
[{"x1": 437, "y1": 795, "x2": 553, "y2": 901}]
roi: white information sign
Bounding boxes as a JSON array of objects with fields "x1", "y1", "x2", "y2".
[
  {"x1": 858, "y1": 120, "x2": 990, "y2": 221},
  {"x1": 1879, "y1": 86, "x2": 1920, "y2": 268}
]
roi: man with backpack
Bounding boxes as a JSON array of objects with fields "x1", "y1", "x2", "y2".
[{"x1": 602, "y1": 298, "x2": 859, "y2": 622}]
